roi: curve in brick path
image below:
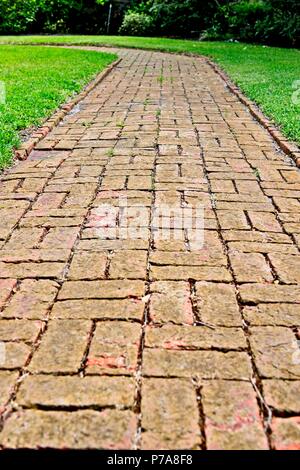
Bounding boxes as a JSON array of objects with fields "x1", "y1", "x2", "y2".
[{"x1": 0, "y1": 47, "x2": 299, "y2": 450}]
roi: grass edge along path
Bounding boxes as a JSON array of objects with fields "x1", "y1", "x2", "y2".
[
  {"x1": 0, "y1": 45, "x2": 116, "y2": 168},
  {"x1": 1, "y1": 36, "x2": 299, "y2": 146}
]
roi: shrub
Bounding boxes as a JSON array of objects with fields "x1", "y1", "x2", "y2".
[
  {"x1": 202, "y1": 0, "x2": 300, "y2": 46},
  {"x1": 0, "y1": 0, "x2": 125, "y2": 35},
  {"x1": 129, "y1": 0, "x2": 219, "y2": 38},
  {"x1": 119, "y1": 11, "x2": 154, "y2": 36},
  {"x1": 202, "y1": 1, "x2": 269, "y2": 42},
  {"x1": 255, "y1": 0, "x2": 300, "y2": 46}
]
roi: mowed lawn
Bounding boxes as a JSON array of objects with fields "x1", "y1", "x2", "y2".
[
  {"x1": 1, "y1": 35, "x2": 299, "y2": 147},
  {"x1": 0, "y1": 45, "x2": 116, "y2": 168}
]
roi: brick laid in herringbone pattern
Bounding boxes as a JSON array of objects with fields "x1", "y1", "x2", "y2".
[{"x1": 0, "y1": 48, "x2": 299, "y2": 450}]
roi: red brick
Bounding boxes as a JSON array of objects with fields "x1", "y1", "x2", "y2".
[
  {"x1": 0, "y1": 410, "x2": 137, "y2": 449},
  {"x1": 272, "y1": 417, "x2": 300, "y2": 450},
  {"x1": 141, "y1": 378, "x2": 200, "y2": 449},
  {"x1": 203, "y1": 380, "x2": 268, "y2": 450},
  {"x1": 0, "y1": 279, "x2": 17, "y2": 308}
]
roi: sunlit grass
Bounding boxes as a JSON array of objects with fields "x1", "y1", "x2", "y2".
[
  {"x1": 1, "y1": 35, "x2": 299, "y2": 145},
  {"x1": 0, "y1": 45, "x2": 116, "y2": 168}
]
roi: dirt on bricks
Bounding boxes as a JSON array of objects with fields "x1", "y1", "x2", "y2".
[{"x1": 0, "y1": 47, "x2": 299, "y2": 450}]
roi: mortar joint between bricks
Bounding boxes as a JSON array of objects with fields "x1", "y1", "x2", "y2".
[
  {"x1": 1, "y1": 163, "x2": 58, "y2": 247},
  {"x1": 0, "y1": 154, "x2": 74, "y2": 427},
  {"x1": 78, "y1": 320, "x2": 97, "y2": 376},
  {"x1": 192, "y1": 377, "x2": 207, "y2": 450},
  {"x1": 263, "y1": 253, "x2": 280, "y2": 284},
  {"x1": 0, "y1": 74, "x2": 124, "y2": 426},
  {"x1": 132, "y1": 52, "x2": 159, "y2": 450},
  {"x1": 209, "y1": 60, "x2": 300, "y2": 255},
  {"x1": 206, "y1": 58, "x2": 300, "y2": 169},
  {"x1": 191, "y1": 84, "x2": 274, "y2": 449}
]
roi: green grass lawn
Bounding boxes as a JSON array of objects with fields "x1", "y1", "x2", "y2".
[
  {"x1": 1, "y1": 35, "x2": 299, "y2": 147},
  {"x1": 0, "y1": 45, "x2": 116, "y2": 168}
]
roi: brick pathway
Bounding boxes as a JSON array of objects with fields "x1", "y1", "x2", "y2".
[{"x1": 0, "y1": 47, "x2": 299, "y2": 450}]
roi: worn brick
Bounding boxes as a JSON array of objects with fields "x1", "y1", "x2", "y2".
[
  {"x1": 32, "y1": 192, "x2": 66, "y2": 210},
  {"x1": 0, "y1": 249, "x2": 70, "y2": 263},
  {"x1": 141, "y1": 379, "x2": 200, "y2": 449},
  {"x1": 0, "y1": 262, "x2": 65, "y2": 279},
  {"x1": 1, "y1": 280, "x2": 58, "y2": 319},
  {"x1": 52, "y1": 298, "x2": 144, "y2": 320},
  {"x1": 58, "y1": 280, "x2": 145, "y2": 300},
  {"x1": 230, "y1": 252, "x2": 273, "y2": 283},
  {"x1": 196, "y1": 282, "x2": 242, "y2": 326},
  {"x1": 29, "y1": 320, "x2": 90, "y2": 373},
  {"x1": 127, "y1": 176, "x2": 152, "y2": 190},
  {"x1": 150, "y1": 265, "x2": 231, "y2": 282},
  {"x1": 243, "y1": 304, "x2": 300, "y2": 326},
  {"x1": 86, "y1": 321, "x2": 141, "y2": 375},
  {"x1": 109, "y1": 250, "x2": 148, "y2": 279},
  {"x1": 235, "y1": 180, "x2": 262, "y2": 194},
  {"x1": 249, "y1": 327, "x2": 300, "y2": 379},
  {"x1": 228, "y1": 241, "x2": 298, "y2": 255},
  {"x1": 263, "y1": 380, "x2": 300, "y2": 414},
  {"x1": 247, "y1": 211, "x2": 282, "y2": 232},
  {"x1": 145, "y1": 324, "x2": 246, "y2": 350},
  {"x1": 239, "y1": 284, "x2": 300, "y2": 303},
  {"x1": 0, "y1": 409, "x2": 137, "y2": 449},
  {"x1": 283, "y1": 222, "x2": 300, "y2": 234},
  {"x1": 273, "y1": 197, "x2": 300, "y2": 213},
  {"x1": 268, "y1": 254, "x2": 300, "y2": 284},
  {"x1": 4, "y1": 228, "x2": 43, "y2": 249},
  {"x1": 272, "y1": 418, "x2": 300, "y2": 450},
  {"x1": 78, "y1": 238, "x2": 148, "y2": 251},
  {"x1": 68, "y1": 252, "x2": 107, "y2": 280},
  {"x1": 223, "y1": 230, "x2": 291, "y2": 243},
  {"x1": 0, "y1": 342, "x2": 31, "y2": 369},
  {"x1": 211, "y1": 180, "x2": 236, "y2": 193},
  {"x1": 0, "y1": 320, "x2": 41, "y2": 342},
  {"x1": 149, "y1": 281, "x2": 193, "y2": 325},
  {"x1": 150, "y1": 250, "x2": 227, "y2": 267},
  {"x1": 203, "y1": 380, "x2": 268, "y2": 450},
  {"x1": 20, "y1": 215, "x2": 84, "y2": 228},
  {"x1": 18, "y1": 375, "x2": 135, "y2": 408},
  {"x1": 143, "y1": 349, "x2": 251, "y2": 379},
  {"x1": 217, "y1": 210, "x2": 250, "y2": 230},
  {"x1": 41, "y1": 227, "x2": 80, "y2": 249},
  {"x1": 0, "y1": 371, "x2": 19, "y2": 406},
  {"x1": 0, "y1": 279, "x2": 17, "y2": 308}
]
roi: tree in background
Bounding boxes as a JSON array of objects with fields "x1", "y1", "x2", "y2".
[
  {"x1": 0, "y1": 0, "x2": 39, "y2": 33},
  {"x1": 124, "y1": 0, "x2": 225, "y2": 37},
  {"x1": 122, "y1": 0, "x2": 299, "y2": 45},
  {"x1": 0, "y1": 0, "x2": 128, "y2": 34},
  {"x1": 0, "y1": 0, "x2": 298, "y2": 46},
  {"x1": 202, "y1": 0, "x2": 299, "y2": 46}
]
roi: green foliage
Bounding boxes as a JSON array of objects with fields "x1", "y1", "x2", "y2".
[
  {"x1": 203, "y1": 1, "x2": 269, "y2": 41},
  {"x1": 130, "y1": 0, "x2": 219, "y2": 37},
  {"x1": 119, "y1": 11, "x2": 154, "y2": 36},
  {"x1": 0, "y1": 0, "x2": 125, "y2": 35},
  {"x1": 34, "y1": 0, "x2": 110, "y2": 34},
  {"x1": 255, "y1": 0, "x2": 300, "y2": 46},
  {"x1": 0, "y1": 0, "x2": 299, "y2": 45},
  {"x1": 128, "y1": 0, "x2": 300, "y2": 46},
  {"x1": 203, "y1": 0, "x2": 300, "y2": 46},
  {"x1": 0, "y1": 0, "x2": 39, "y2": 33}
]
